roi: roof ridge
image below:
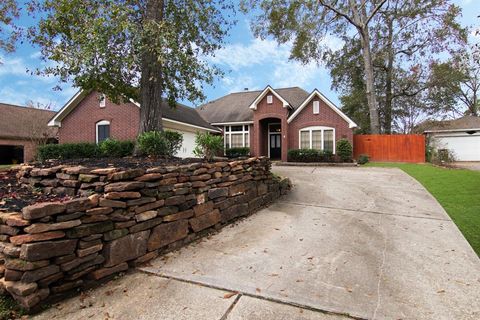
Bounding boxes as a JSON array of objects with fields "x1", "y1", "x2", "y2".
[{"x1": 0, "y1": 102, "x2": 56, "y2": 113}]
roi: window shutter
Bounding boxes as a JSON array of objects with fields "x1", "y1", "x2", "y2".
[{"x1": 313, "y1": 101, "x2": 320, "y2": 114}]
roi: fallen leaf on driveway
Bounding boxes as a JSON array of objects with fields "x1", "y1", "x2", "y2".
[
  {"x1": 223, "y1": 291, "x2": 239, "y2": 299},
  {"x1": 256, "y1": 288, "x2": 261, "y2": 293},
  {"x1": 437, "y1": 289, "x2": 445, "y2": 293},
  {"x1": 269, "y1": 273, "x2": 279, "y2": 277}
]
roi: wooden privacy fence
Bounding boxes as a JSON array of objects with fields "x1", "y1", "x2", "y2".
[{"x1": 353, "y1": 134, "x2": 425, "y2": 163}]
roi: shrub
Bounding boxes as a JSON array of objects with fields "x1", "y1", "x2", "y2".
[
  {"x1": 288, "y1": 149, "x2": 321, "y2": 162},
  {"x1": 432, "y1": 148, "x2": 456, "y2": 165},
  {"x1": 98, "y1": 139, "x2": 134, "y2": 158},
  {"x1": 225, "y1": 147, "x2": 250, "y2": 158},
  {"x1": 193, "y1": 132, "x2": 223, "y2": 160},
  {"x1": 137, "y1": 130, "x2": 183, "y2": 157},
  {"x1": 357, "y1": 154, "x2": 369, "y2": 165},
  {"x1": 336, "y1": 139, "x2": 353, "y2": 162},
  {"x1": 288, "y1": 149, "x2": 339, "y2": 162},
  {"x1": 162, "y1": 130, "x2": 183, "y2": 157},
  {"x1": 37, "y1": 142, "x2": 99, "y2": 161}
]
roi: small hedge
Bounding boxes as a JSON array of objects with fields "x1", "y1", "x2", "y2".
[
  {"x1": 287, "y1": 149, "x2": 334, "y2": 163},
  {"x1": 336, "y1": 139, "x2": 353, "y2": 162},
  {"x1": 98, "y1": 139, "x2": 135, "y2": 158},
  {"x1": 37, "y1": 139, "x2": 134, "y2": 161},
  {"x1": 225, "y1": 147, "x2": 250, "y2": 158},
  {"x1": 136, "y1": 130, "x2": 183, "y2": 157}
]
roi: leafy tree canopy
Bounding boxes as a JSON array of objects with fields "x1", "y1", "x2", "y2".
[{"x1": 28, "y1": 0, "x2": 235, "y2": 132}]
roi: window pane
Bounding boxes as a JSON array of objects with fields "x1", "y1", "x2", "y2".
[
  {"x1": 276, "y1": 135, "x2": 281, "y2": 148},
  {"x1": 324, "y1": 130, "x2": 334, "y2": 152},
  {"x1": 225, "y1": 126, "x2": 229, "y2": 132},
  {"x1": 231, "y1": 133, "x2": 243, "y2": 147},
  {"x1": 231, "y1": 125, "x2": 242, "y2": 132},
  {"x1": 244, "y1": 125, "x2": 249, "y2": 131},
  {"x1": 300, "y1": 131, "x2": 310, "y2": 149},
  {"x1": 225, "y1": 134, "x2": 230, "y2": 149},
  {"x1": 98, "y1": 125, "x2": 110, "y2": 142},
  {"x1": 312, "y1": 130, "x2": 322, "y2": 150},
  {"x1": 244, "y1": 133, "x2": 249, "y2": 147}
]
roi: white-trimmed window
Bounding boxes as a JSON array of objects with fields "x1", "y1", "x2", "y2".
[
  {"x1": 267, "y1": 95, "x2": 273, "y2": 104},
  {"x1": 99, "y1": 94, "x2": 106, "y2": 108},
  {"x1": 313, "y1": 100, "x2": 320, "y2": 114},
  {"x1": 224, "y1": 125, "x2": 249, "y2": 149},
  {"x1": 96, "y1": 120, "x2": 110, "y2": 143},
  {"x1": 299, "y1": 126, "x2": 335, "y2": 153}
]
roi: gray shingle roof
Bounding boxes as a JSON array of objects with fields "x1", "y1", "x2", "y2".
[
  {"x1": 162, "y1": 100, "x2": 219, "y2": 131},
  {"x1": 197, "y1": 87, "x2": 310, "y2": 123},
  {"x1": 422, "y1": 115, "x2": 480, "y2": 132},
  {"x1": 0, "y1": 103, "x2": 57, "y2": 140}
]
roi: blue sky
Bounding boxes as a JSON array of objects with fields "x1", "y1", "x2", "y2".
[{"x1": 0, "y1": 0, "x2": 478, "y2": 111}]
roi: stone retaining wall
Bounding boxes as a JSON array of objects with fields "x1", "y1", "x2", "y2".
[{"x1": 0, "y1": 157, "x2": 290, "y2": 309}]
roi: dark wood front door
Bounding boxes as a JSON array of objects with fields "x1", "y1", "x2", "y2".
[{"x1": 269, "y1": 134, "x2": 281, "y2": 159}]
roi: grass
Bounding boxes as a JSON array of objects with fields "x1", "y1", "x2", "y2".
[
  {"x1": 0, "y1": 295, "x2": 24, "y2": 320},
  {"x1": 366, "y1": 162, "x2": 480, "y2": 256}
]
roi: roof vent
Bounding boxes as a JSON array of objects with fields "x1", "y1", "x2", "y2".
[{"x1": 244, "y1": 88, "x2": 249, "y2": 91}]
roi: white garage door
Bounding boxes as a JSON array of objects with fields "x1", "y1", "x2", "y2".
[
  {"x1": 175, "y1": 130, "x2": 197, "y2": 158},
  {"x1": 434, "y1": 133, "x2": 480, "y2": 161}
]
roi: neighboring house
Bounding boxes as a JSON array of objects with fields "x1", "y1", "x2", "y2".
[
  {"x1": 49, "y1": 86, "x2": 357, "y2": 161},
  {"x1": 0, "y1": 103, "x2": 57, "y2": 164},
  {"x1": 198, "y1": 86, "x2": 357, "y2": 161},
  {"x1": 422, "y1": 115, "x2": 480, "y2": 161},
  {"x1": 48, "y1": 91, "x2": 220, "y2": 158}
]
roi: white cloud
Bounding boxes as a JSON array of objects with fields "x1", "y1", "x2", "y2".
[
  {"x1": 0, "y1": 55, "x2": 29, "y2": 77},
  {"x1": 208, "y1": 32, "x2": 341, "y2": 94}
]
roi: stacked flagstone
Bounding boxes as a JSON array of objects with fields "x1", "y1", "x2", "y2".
[{"x1": 0, "y1": 157, "x2": 290, "y2": 309}]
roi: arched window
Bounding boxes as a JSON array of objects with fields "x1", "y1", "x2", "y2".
[{"x1": 96, "y1": 120, "x2": 110, "y2": 143}]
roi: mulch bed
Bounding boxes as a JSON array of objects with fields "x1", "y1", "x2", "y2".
[
  {"x1": 37, "y1": 156, "x2": 206, "y2": 170},
  {"x1": 0, "y1": 169, "x2": 71, "y2": 213},
  {"x1": 0, "y1": 156, "x2": 223, "y2": 213}
]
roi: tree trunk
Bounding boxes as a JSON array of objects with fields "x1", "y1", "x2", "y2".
[
  {"x1": 138, "y1": 0, "x2": 164, "y2": 135},
  {"x1": 384, "y1": 17, "x2": 394, "y2": 134},
  {"x1": 359, "y1": 27, "x2": 381, "y2": 134}
]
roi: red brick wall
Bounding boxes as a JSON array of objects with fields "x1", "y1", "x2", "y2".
[
  {"x1": 288, "y1": 98, "x2": 353, "y2": 153},
  {"x1": 252, "y1": 93, "x2": 290, "y2": 161},
  {"x1": 58, "y1": 92, "x2": 139, "y2": 144}
]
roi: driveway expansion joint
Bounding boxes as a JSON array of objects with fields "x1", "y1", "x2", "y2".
[
  {"x1": 138, "y1": 268, "x2": 367, "y2": 320},
  {"x1": 277, "y1": 200, "x2": 452, "y2": 222},
  {"x1": 219, "y1": 294, "x2": 242, "y2": 320}
]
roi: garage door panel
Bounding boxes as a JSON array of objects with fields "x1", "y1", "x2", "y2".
[{"x1": 434, "y1": 135, "x2": 480, "y2": 161}]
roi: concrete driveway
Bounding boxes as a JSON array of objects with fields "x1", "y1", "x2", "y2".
[
  {"x1": 454, "y1": 162, "x2": 480, "y2": 171},
  {"x1": 33, "y1": 167, "x2": 480, "y2": 320}
]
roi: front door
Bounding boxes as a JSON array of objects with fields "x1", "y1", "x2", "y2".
[{"x1": 269, "y1": 133, "x2": 281, "y2": 159}]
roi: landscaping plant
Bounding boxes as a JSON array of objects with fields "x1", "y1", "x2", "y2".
[
  {"x1": 37, "y1": 142, "x2": 99, "y2": 161},
  {"x1": 193, "y1": 132, "x2": 223, "y2": 160},
  {"x1": 336, "y1": 139, "x2": 353, "y2": 162},
  {"x1": 357, "y1": 154, "x2": 369, "y2": 165},
  {"x1": 225, "y1": 147, "x2": 250, "y2": 158},
  {"x1": 137, "y1": 130, "x2": 183, "y2": 157},
  {"x1": 98, "y1": 139, "x2": 135, "y2": 158}
]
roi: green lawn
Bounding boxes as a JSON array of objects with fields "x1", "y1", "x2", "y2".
[{"x1": 366, "y1": 162, "x2": 480, "y2": 256}]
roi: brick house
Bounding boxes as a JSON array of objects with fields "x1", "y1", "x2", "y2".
[
  {"x1": 0, "y1": 103, "x2": 57, "y2": 163},
  {"x1": 48, "y1": 91, "x2": 220, "y2": 158},
  {"x1": 198, "y1": 86, "x2": 357, "y2": 161},
  {"x1": 50, "y1": 86, "x2": 357, "y2": 161}
]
